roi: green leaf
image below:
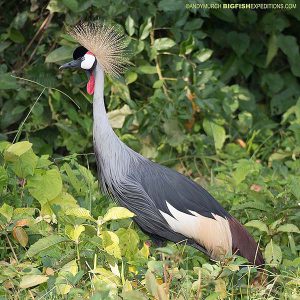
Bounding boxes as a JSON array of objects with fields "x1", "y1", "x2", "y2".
[
  {"x1": 215, "y1": 278, "x2": 227, "y2": 299},
  {"x1": 282, "y1": 99, "x2": 300, "y2": 124},
  {"x1": 139, "y1": 17, "x2": 152, "y2": 40},
  {"x1": 222, "y1": 97, "x2": 239, "y2": 115},
  {"x1": 212, "y1": 9, "x2": 236, "y2": 23},
  {"x1": 195, "y1": 49, "x2": 213, "y2": 62},
  {"x1": 290, "y1": 176, "x2": 300, "y2": 200},
  {"x1": 65, "y1": 207, "x2": 95, "y2": 221},
  {"x1": 8, "y1": 28, "x2": 25, "y2": 43},
  {"x1": 145, "y1": 270, "x2": 158, "y2": 298},
  {"x1": 227, "y1": 31, "x2": 249, "y2": 56},
  {"x1": 276, "y1": 224, "x2": 300, "y2": 234},
  {"x1": 4, "y1": 141, "x2": 32, "y2": 162},
  {"x1": 59, "y1": 260, "x2": 78, "y2": 276},
  {"x1": 0, "y1": 42, "x2": 11, "y2": 53},
  {"x1": 45, "y1": 46, "x2": 73, "y2": 63},
  {"x1": 277, "y1": 34, "x2": 300, "y2": 77},
  {"x1": 112, "y1": 79, "x2": 131, "y2": 101},
  {"x1": 65, "y1": 224, "x2": 85, "y2": 243},
  {"x1": 125, "y1": 15, "x2": 135, "y2": 36},
  {"x1": 163, "y1": 119, "x2": 185, "y2": 147},
  {"x1": 269, "y1": 151, "x2": 292, "y2": 162},
  {"x1": 63, "y1": 163, "x2": 88, "y2": 196},
  {"x1": 203, "y1": 119, "x2": 226, "y2": 151},
  {"x1": 278, "y1": 33, "x2": 295, "y2": 51},
  {"x1": 47, "y1": 0, "x2": 66, "y2": 13},
  {"x1": 11, "y1": 12, "x2": 28, "y2": 29},
  {"x1": 153, "y1": 38, "x2": 176, "y2": 51},
  {"x1": 145, "y1": 270, "x2": 167, "y2": 299},
  {"x1": 56, "y1": 260, "x2": 78, "y2": 295},
  {"x1": 266, "y1": 34, "x2": 278, "y2": 67},
  {"x1": 138, "y1": 65, "x2": 157, "y2": 74},
  {"x1": 239, "y1": 59, "x2": 253, "y2": 78},
  {"x1": 231, "y1": 159, "x2": 259, "y2": 185},
  {"x1": 92, "y1": 267, "x2": 121, "y2": 286},
  {"x1": 62, "y1": 0, "x2": 78, "y2": 12},
  {"x1": 0, "y1": 203, "x2": 14, "y2": 223},
  {"x1": 158, "y1": 0, "x2": 183, "y2": 11},
  {"x1": 27, "y1": 169, "x2": 62, "y2": 205},
  {"x1": 0, "y1": 72, "x2": 18, "y2": 89},
  {"x1": 270, "y1": 87, "x2": 297, "y2": 116},
  {"x1": 27, "y1": 235, "x2": 69, "y2": 257},
  {"x1": 180, "y1": 35, "x2": 195, "y2": 55},
  {"x1": 20, "y1": 275, "x2": 49, "y2": 289},
  {"x1": 0, "y1": 166, "x2": 8, "y2": 192},
  {"x1": 138, "y1": 243, "x2": 150, "y2": 259},
  {"x1": 205, "y1": 292, "x2": 221, "y2": 300},
  {"x1": 103, "y1": 207, "x2": 134, "y2": 223},
  {"x1": 261, "y1": 13, "x2": 289, "y2": 34},
  {"x1": 245, "y1": 220, "x2": 269, "y2": 234},
  {"x1": 116, "y1": 228, "x2": 139, "y2": 260},
  {"x1": 13, "y1": 207, "x2": 35, "y2": 218},
  {"x1": 125, "y1": 71, "x2": 138, "y2": 85},
  {"x1": 231, "y1": 201, "x2": 270, "y2": 212},
  {"x1": 153, "y1": 80, "x2": 164, "y2": 89},
  {"x1": 122, "y1": 290, "x2": 147, "y2": 300},
  {"x1": 237, "y1": 111, "x2": 253, "y2": 134},
  {"x1": 41, "y1": 192, "x2": 79, "y2": 216},
  {"x1": 108, "y1": 105, "x2": 132, "y2": 129},
  {"x1": 265, "y1": 239, "x2": 282, "y2": 267},
  {"x1": 288, "y1": 233, "x2": 296, "y2": 255},
  {"x1": 11, "y1": 149, "x2": 38, "y2": 178},
  {"x1": 101, "y1": 231, "x2": 121, "y2": 259},
  {"x1": 0, "y1": 141, "x2": 11, "y2": 153}
]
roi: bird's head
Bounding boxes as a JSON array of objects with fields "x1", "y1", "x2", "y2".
[
  {"x1": 60, "y1": 46, "x2": 96, "y2": 71},
  {"x1": 60, "y1": 46, "x2": 97, "y2": 94},
  {"x1": 59, "y1": 21, "x2": 131, "y2": 95}
]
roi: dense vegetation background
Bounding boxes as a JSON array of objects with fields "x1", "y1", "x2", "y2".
[{"x1": 0, "y1": 0, "x2": 299, "y2": 299}]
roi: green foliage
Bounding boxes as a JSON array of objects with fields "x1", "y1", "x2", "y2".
[
  {"x1": 0, "y1": 142, "x2": 147, "y2": 298},
  {"x1": 0, "y1": 139, "x2": 299, "y2": 299},
  {"x1": 0, "y1": 0, "x2": 300, "y2": 299}
]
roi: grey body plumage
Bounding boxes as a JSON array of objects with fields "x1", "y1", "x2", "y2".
[{"x1": 60, "y1": 21, "x2": 264, "y2": 266}]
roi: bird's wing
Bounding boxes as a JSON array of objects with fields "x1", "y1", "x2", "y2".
[
  {"x1": 130, "y1": 161, "x2": 264, "y2": 265},
  {"x1": 130, "y1": 161, "x2": 234, "y2": 259},
  {"x1": 112, "y1": 175, "x2": 209, "y2": 254},
  {"x1": 138, "y1": 161, "x2": 230, "y2": 219},
  {"x1": 111, "y1": 157, "x2": 263, "y2": 265}
]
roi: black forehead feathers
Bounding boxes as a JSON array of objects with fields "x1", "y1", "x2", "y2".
[{"x1": 73, "y1": 46, "x2": 88, "y2": 60}]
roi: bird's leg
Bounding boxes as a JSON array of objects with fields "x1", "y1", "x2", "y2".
[
  {"x1": 152, "y1": 239, "x2": 169, "y2": 283},
  {"x1": 161, "y1": 253, "x2": 169, "y2": 283}
]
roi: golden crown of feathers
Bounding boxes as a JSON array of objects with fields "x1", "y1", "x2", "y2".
[{"x1": 68, "y1": 20, "x2": 131, "y2": 76}]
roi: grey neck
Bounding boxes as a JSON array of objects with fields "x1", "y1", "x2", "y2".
[
  {"x1": 93, "y1": 64, "x2": 111, "y2": 135},
  {"x1": 92, "y1": 64, "x2": 132, "y2": 180}
]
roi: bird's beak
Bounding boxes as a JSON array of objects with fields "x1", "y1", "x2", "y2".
[{"x1": 59, "y1": 59, "x2": 81, "y2": 70}]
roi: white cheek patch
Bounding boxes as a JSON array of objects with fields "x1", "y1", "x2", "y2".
[{"x1": 81, "y1": 54, "x2": 96, "y2": 70}]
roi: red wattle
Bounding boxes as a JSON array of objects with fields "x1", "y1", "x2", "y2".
[{"x1": 87, "y1": 72, "x2": 95, "y2": 95}]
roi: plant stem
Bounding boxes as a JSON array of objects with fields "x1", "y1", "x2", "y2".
[
  {"x1": 6, "y1": 234, "x2": 19, "y2": 263},
  {"x1": 76, "y1": 243, "x2": 81, "y2": 271},
  {"x1": 13, "y1": 88, "x2": 46, "y2": 144}
]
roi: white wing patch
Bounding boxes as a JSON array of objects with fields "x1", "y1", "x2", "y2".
[{"x1": 159, "y1": 202, "x2": 232, "y2": 259}]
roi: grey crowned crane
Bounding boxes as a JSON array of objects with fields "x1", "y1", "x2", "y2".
[{"x1": 60, "y1": 21, "x2": 264, "y2": 266}]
